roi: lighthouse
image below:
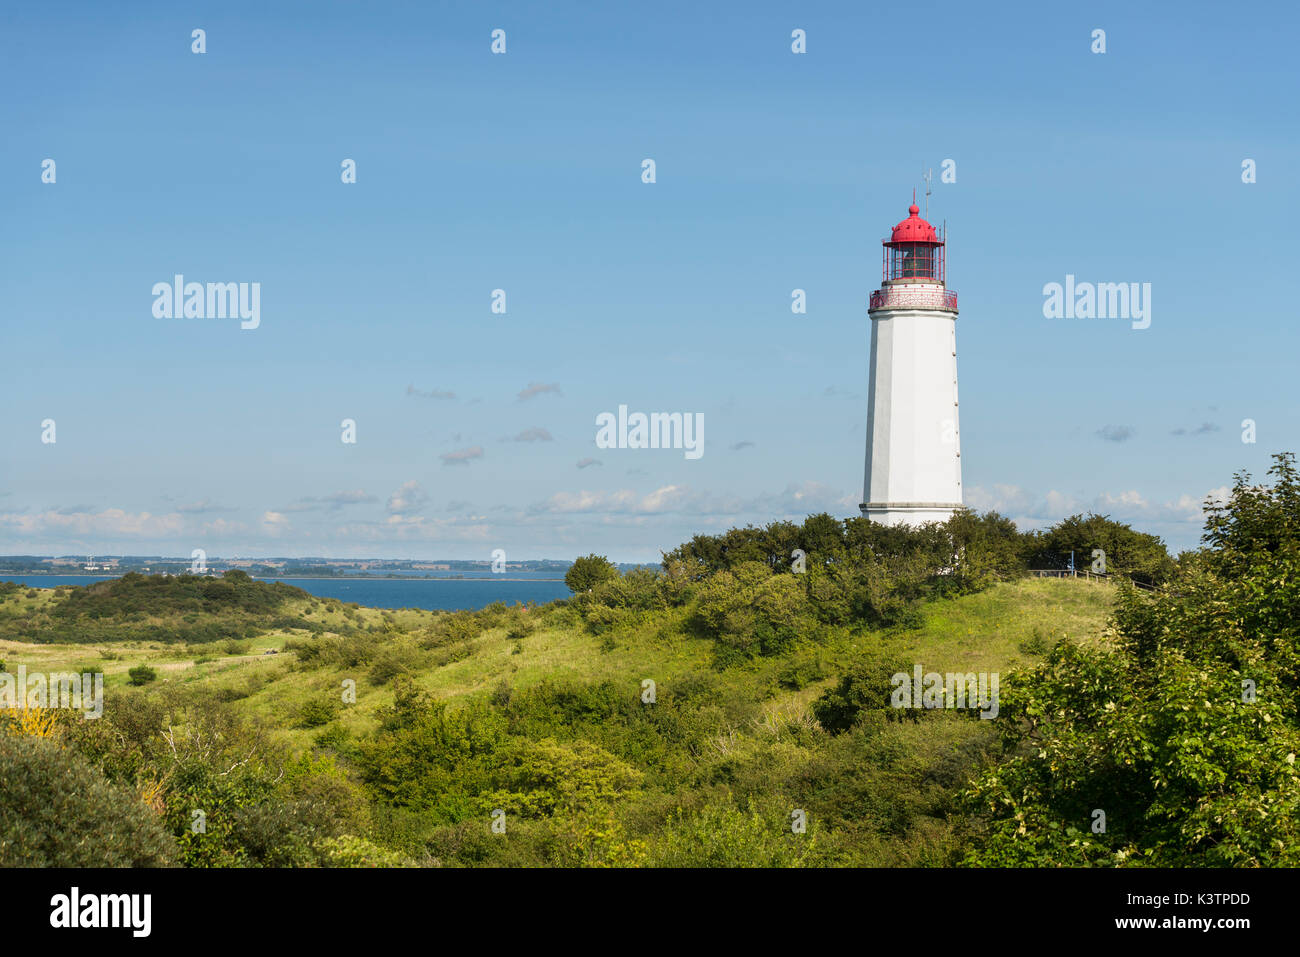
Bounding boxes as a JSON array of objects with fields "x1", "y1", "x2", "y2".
[{"x1": 859, "y1": 200, "x2": 962, "y2": 526}]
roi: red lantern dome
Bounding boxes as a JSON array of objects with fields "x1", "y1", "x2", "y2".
[
  {"x1": 889, "y1": 204, "x2": 939, "y2": 243},
  {"x1": 881, "y1": 200, "x2": 945, "y2": 283}
]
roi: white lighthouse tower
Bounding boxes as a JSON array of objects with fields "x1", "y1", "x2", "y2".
[{"x1": 860, "y1": 199, "x2": 962, "y2": 526}]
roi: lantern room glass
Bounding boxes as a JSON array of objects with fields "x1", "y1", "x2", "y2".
[{"x1": 885, "y1": 242, "x2": 944, "y2": 282}]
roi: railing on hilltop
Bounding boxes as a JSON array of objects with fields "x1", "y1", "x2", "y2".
[
  {"x1": 1028, "y1": 568, "x2": 1166, "y2": 593},
  {"x1": 1028, "y1": 569, "x2": 1105, "y2": 581}
]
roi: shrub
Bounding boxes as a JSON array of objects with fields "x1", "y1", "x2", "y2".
[
  {"x1": 296, "y1": 697, "x2": 339, "y2": 729},
  {"x1": 506, "y1": 619, "x2": 535, "y2": 641},
  {"x1": 484, "y1": 738, "x2": 643, "y2": 818},
  {"x1": 582, "y1": 603, "x2": 630, "y2": 636},
  {"x1": 0, "y1": 735, "x2": 176, "y2": 866},
  {"x1": 647, "y1": 799, "x2": 824, "y2": 867},
  {"x1": 565, "y1": 555, "x2": 618, "y2": 594},
  {"x1": 777, "y1": 655, "x2": 827, "y2": 691},
  {"x1": 314, "y1": 834, "x2": 407, "y2": 867},
  {"x1": 963, "y1": 453, "x2": 1300, "y2": 867},
  {"x1": 811, "y1": 655, "x2": 918, "y2": 733},
  {"x1": 313, "y1": 723, "x2": 351, "y2": 751},
  {"x1": 689, "y1": 562, "x2": 813, "y2": 658},
  {"x1": 368, "y1": 642, "x2": 428, "y2": 686},
  {"x1": 1023, "y1": 512, "x2": 1174, "y2": 586},
  {"x1": 127, "y1": 664, "x2": 158, "y2": 685}
]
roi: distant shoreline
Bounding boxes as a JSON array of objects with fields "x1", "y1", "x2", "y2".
[
  {"x1": 4, "y1": 573, "x2": 568, "y2": 583},
  {"x1": 262, "y1": 577, "x2": 568, "y2": 583}
]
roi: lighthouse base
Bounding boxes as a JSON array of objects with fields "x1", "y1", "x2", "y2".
[{"x1": 859, "y1": 501, "x2": 962, "y2": 528}]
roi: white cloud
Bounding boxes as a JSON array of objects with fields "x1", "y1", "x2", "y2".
[
  {"x1": 201, "y1": 518, "x2": 248, "y2": 536},
  {"x1": 965, "y1": 482, "x2": 1221, "y2": 531},
  {"x1": 0, "y1": 508, "x2": 185, "y2": 538},
  {"x1": 261, "y1": 511, "x2": 291, "y2": 536},
  {"x1": 407, "y1": 385, "x2": 456, "y2": 400},
  {"x1": 527, "y1": 481, "x2": 853, "y2": 519},
  {"x1": 387, "y1": 480, "x2": 430, "y2": 514},
  {"x1": 177, "y1": 499, "x2": 236, "y2": 514},
  {"x1": 441, "y1": 446, "x2": 485, "y2": 466},
  {"x1": 517, "y1": 382, "x2": 562, "y2": 401}
]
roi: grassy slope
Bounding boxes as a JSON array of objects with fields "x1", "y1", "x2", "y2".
[
  {"x1": 0, "y1": 576, "x2": 1122, "y2": 865},
  {"x1": 1, "y1": 577, "x2": 1116, "y2": 752}
]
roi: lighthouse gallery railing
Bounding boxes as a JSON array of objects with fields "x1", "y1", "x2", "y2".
[{"x1": 869, "y1": 287, "x2": 958, "y2": 312}]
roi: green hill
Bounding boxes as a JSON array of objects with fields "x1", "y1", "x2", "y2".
[
  {"x1": 0, "y1": 571, "x2": 314, "y2": 645},
  {"x1": 1, "y1": 572, "x2": 1115, "y2": 867},
  {"x1": 4, "y1": 457, "x2": 1299, "y2": 868}
]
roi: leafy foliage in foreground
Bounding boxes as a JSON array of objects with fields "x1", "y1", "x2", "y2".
[
  {"x1": 963, "y1": 454, "x2": 1300, "y2": 866},
  {"x1": 58, "y1": 687, "x2": 379, "y2": 867},
  {"x1": 0, "y1": 733, "x2": 176, "y2": 867}
]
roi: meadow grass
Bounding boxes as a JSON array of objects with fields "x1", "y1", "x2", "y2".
[{"x1": 1, "y1": 576, "x2": 1117, "y2": 755}]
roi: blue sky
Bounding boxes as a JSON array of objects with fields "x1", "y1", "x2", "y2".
[{"x1": 2, "y1": 0, "x2": 1297, "y2": 562}]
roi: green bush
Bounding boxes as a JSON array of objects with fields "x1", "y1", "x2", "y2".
[
  {"x1": 1022, "y1": 512, "x2": 1174, "y2": 586},
  {"x1": 505, "y1": 619, "x2": 536, "y2": 641},
  {"x1": 689, "y1": 562, "x2": 813, "y2": 658},
  {"x1": 484, "y1": 738, "x2": 643, "y2": 818},
  {"x1": 812, "y1": 655, "x2": 918, "y2": 733},
  {"x1": 582, "y1": 603, "x2": 631, "y2": 636},
  {"x1": 313, "y1": 723, "x2": 351, "y2": 751},
  {"x1": 314, "y1": 834, "x2": 407, "y2": 867},
  {"x1": 565, "y1": 554, "x2": 618, "y2": 593},
  {"x1": 776, "y1": 655, "x2": 827, "y2": 691},
  {"x1": 963, "y1": 453, "x2": 1300, "y2": 867},
  {"x1": 0, "y1": 735, "x2": 176, "y2": 866},
  {"x1": 368, "y1": 643, "x2": 424, "y2": 685},
  {"x1": 127, "y1": 664, "x2": 158, "y2": 685},
  {"x1": 296, "y1": 697, "x2": 339, "y2": 729},
  {"x1": 647, "y1": 800, "x2": 825, "y2": 867}
]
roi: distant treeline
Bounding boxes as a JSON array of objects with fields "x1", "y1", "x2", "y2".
[
  {"x1": 546, "y1": 509, "x2": 1178, "y2": 667},
  {"x1": 664, "y1": 510, "x2": 1175, "y2": 586}
]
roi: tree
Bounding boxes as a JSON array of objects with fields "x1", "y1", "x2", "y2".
[
  {"x1": 688, "y1": 561, "x2": 813, "y2": 658},
  {"x1": 962, "y1": 453, "x2": 1300, "y2": 866},
  {"x1": 1024, "y1": 512, "x2": 1174, "y2": 585},
  {"x1": 564, "y1": 554, "x2": 618, "y2": 593}
]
